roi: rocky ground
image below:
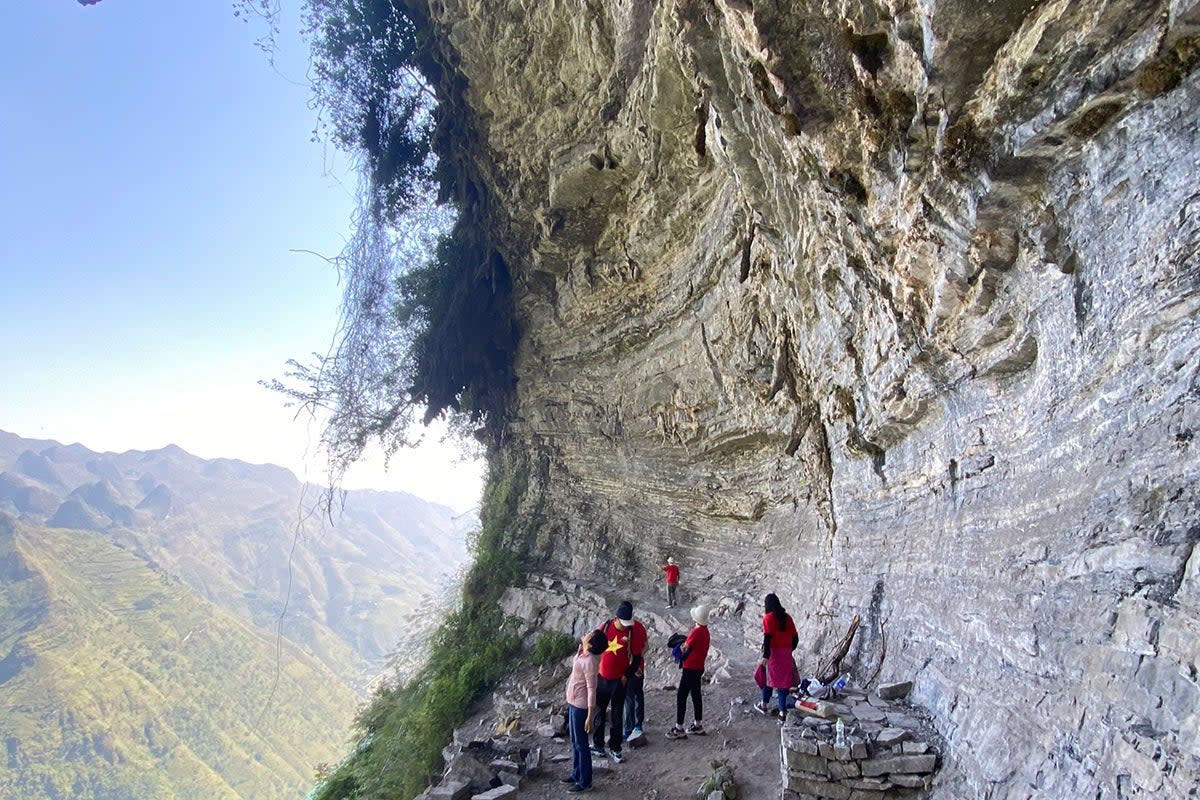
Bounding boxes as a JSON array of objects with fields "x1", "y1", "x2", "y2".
[
  {"x1": 434, "y1": 570, "x2": 946, "y2": 800},
  {"x1": 445, "y1": 578, "x2": 818, "y2": 800}
]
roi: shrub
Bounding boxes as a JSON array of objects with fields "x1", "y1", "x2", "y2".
[
  {"x1": 532, "y1": 631, "x2": 577, "y2": 665},
  {"x1": 263, "y1": 0, "x2": 518, "y2": 487}
]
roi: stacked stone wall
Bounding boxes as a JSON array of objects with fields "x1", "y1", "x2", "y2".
[{"x1": 782, "y1": 688, "x2": 942, "y2": 800}]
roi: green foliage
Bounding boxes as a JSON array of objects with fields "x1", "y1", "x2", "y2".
[
  {"x1": 697, "y1": 759, "x2": 738, "y2": 799},
  {"x1": 398, "y1": 230, "x2": 518, "y2": 428},
  {"x1": 305, "y1": 0, "x2": 436, "y2": 221},
  {"x1": 266, "y1": 0, "x2": 518, "y2": 484},
  {"x1": 532, "y1": 631, "x2": 577, "y2": 665},
  {"x1": 311, "y1": 467, "x2": 530, "y2": 800}
]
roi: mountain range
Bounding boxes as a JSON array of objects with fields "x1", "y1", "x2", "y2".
[{"x1": 0, "y1": 429, "x2": 474, "y2": 799}]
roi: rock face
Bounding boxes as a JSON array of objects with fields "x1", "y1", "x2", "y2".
[{"x1": 422, "y1": 0, "x2": 1200, "y2": 797}]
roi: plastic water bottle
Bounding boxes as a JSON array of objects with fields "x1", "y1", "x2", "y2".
[
  {"x1": 834, "y1": 717, "x2": 846, "y2": 747},
  {"x1": 832, "y1": 673, "x2": 848, "y2": 692}
]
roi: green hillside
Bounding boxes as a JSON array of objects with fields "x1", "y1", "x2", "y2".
[{"x1": 0, "y1": 515, "x2": 357, "y2": 800}]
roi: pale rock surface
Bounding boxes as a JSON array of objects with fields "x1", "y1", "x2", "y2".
[{"x1": 417, "y1": 0, "x2": 1200, "y2": 796}]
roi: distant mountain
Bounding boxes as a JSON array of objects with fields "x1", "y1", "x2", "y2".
[
  {"x1": 13, "y1": 450, "x2": 64, "y2": 488},
  {"x1": 0, "y1": 430, "x2": 474, "y2": 676},
  {"x1": 0, "y1": 473, "x2": 58, "y2": 515},
  {"x1": 0, "y1": 430, "x2": 477, "y2": 799}
]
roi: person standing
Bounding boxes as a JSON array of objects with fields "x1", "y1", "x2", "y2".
[
  {"x1": 755, "y1": 593, "x2": 798, "y2": 722},
  {"x1": 621, "y1": 601, "x2": 649, "y2": 743},
  {"x1": 666, "y1": 604, "x2": 711, "y2": 739},
  {"x1": 564, "y1": 629, "x2": 605, "y2": 793},
  {"x1": 660, "y1": 557, "x2": 681, "y2": 608},
  {"x1": 593, "y1": 601, "x2": 646, "y2": 762}
]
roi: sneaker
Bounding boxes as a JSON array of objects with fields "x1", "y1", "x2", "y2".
[
  {"x1": 627, "y1": 726, "x2": 643, "y2": 741},
  {"x1": 561, "y1": 776, "x2": 578, "y2": 784},
  {"x1": 609, "y1": 749, "x2": 624, "y2": 763},
  {"x1": 567, "y1": 784, "x2": 591, "y2": 793},
  {"x1": 778, "y1": 714, "x2": 789, "y2": 726},
  {"x1": 753, "y1": 701, "x2": 770, "y2": 715},
  {"x1": 589, "y1": 745, "x2": 606, "y2": 757},
  {"x1": 686, "y1": 722, "x2": 706, "y2": 736},
  {"x1": 665, "y1": 725, "x2": 688, "y2": 740}
]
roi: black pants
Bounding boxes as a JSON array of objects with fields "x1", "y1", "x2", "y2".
[
  {"x1": 676, "y1": 668, "x2": 703, "y2": 726},
  {"x1": 593, "y1": 676, "x2": 626, "y2": 752}
]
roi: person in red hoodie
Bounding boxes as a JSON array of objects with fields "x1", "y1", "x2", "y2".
[
  {"x1": 592, "y1": 600, "x2": 647, "y2": 763},
  {"x1": 659, "y1": 557, "x2": 681, "y2": 608},
  {"x1": 666, "y1": 604, "x2": 711, "y2": 739}
]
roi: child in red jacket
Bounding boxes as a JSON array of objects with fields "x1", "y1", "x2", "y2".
[{"x1": 666, "y1": 604, "x2": 710, "y2": 739}]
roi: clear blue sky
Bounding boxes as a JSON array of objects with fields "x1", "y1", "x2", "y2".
[{"x1": 0, "y1": 1, "x2": 482, "y2": 510}]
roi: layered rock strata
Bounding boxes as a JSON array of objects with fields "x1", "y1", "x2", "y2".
[{"x1": 419, "y1": 0, "x2": 1200, "y2": 796}]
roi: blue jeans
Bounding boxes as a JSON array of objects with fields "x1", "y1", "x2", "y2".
[
  {"x1": 623, "y1": 672, "x2": 645, "y2": 737},
  {"x1": 761, "y1": 686, "x2": 789, "y2": 716},
  {"x1": 568, "y1": 704, "x2": 592, "y2": 788}
]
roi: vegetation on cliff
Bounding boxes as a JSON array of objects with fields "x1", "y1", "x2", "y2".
[
  {"x1": 312, "y1": 468, "x2": 529, "y2": 799},
  {"x1": 234, "y1": 2, "x2": 533, "y2": 796},
  {"x1": 266, "y1": 0, "x2": 518, "y2": 485}
]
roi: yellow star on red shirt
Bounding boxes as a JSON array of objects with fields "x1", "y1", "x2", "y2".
[{"x1": 606, "y1": 636, "x2": 625, "y2": 654}]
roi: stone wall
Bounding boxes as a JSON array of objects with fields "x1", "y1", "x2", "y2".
[
  {"x1": 420, "y1": 0, "x2": 1200, "y2": 796},
  {"x1": 782, "y1": 686, "x2": 942, "y2": 799}
]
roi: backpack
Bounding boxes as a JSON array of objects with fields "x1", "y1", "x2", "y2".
[{"x1": 667, "y1": 633, "x2": 686, "y2": 665}]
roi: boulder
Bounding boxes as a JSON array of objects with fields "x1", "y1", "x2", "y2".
[{"x1": 876, "y1": 682, "x2": 913, "y2": 701}]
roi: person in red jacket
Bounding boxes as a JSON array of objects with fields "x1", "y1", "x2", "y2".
[
  {"x1": 659, "y1": 557, "x2": 681, "y2": 607},
  {"x1": 666, "y1": 604, "x2": 711, "y2": 739},
  {"x1": 755, "y1": 593, "x2": 798, "y2": 722},
  {"x1": 592, "y1": 600, "x2": 647, "y2": 763}
]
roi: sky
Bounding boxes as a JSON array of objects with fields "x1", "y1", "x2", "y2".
[{"x1": 0, "y1": 2, "x2": 483, "y2": 512}]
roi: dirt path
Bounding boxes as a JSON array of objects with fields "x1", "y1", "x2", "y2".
[{"x1": 516, "y1": 580, "x2": 784, "y2": 800}]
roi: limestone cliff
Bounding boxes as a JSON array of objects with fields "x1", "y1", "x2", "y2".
[{"x1": 419, "y1": 0, "x2": 1199, "y2": 796}]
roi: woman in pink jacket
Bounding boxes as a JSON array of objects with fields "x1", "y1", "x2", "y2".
[{"x1": 564, "y1": 629, "x2": 606, "y2": 793}]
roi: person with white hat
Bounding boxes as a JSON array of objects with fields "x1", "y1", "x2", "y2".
[
  {"x1": 666, "y1": 604, "x2": 711, "y2": 739},
  {"x1": 659, "y1": 556, "x2": 681, "y2": 608}
]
